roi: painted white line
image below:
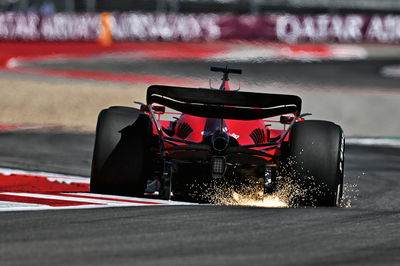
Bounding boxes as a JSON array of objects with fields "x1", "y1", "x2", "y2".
[
  {"x1": 0, "y1": 201, "x2": 44, "y2": 208},
  {"x1": 0, "y1": 203, "x2": 165, "y2": 212},
  {"x1": 347, "y1": 138, "x2": 400, "y2": 147},
  {"x1": 209, "y1": 44, "x2": 367, "y2": 62},
  {"x1": 0, "y1": 192, "x2": 197, "y2": 212},
  {"x1": 381, "y1": 65, "x2": 400, "y2": 78},
  {"x1": 330, "y1": 45, "x2": 368, "y2": 59},
  {"x1": 0, "y1": 192, "x2": 165, "y2": 205},
  {"x1": 65, "y1": 193, "x2": 196, "y2": 205}
]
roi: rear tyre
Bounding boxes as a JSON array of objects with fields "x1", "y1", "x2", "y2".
[
  {"x1": 90, "y1": 106, "x2": 153, "y2": 196},
  {"x1": 283, "y1": 120, "x2": 344, "y2": 207}
]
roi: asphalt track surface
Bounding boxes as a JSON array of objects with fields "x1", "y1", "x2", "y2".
[
  {"x1": 0, "y1": 130, "x2": 400, "y2": 266},
  {"x1": 26, "y1": 58, "x2": 400, "y2": 91},
  {"x1": 1, "y1": 54, "x2": 400, "y2": 265}
]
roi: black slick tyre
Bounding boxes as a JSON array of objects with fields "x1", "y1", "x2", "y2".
[
  {"x1": 90, "y1": 106, "x2": 153, "y2": 196},
  {"x1": 284, "y1": 120, "x2": 344, "y2": 207}
]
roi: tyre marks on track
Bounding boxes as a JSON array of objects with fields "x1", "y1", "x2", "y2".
[{"x1": 0, "y1": 168, "x2": 194, "y2": 211}]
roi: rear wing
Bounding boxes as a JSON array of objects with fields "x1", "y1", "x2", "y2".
[{"x1": 146, "y1": 85, "x2": 302, "y2": 120}]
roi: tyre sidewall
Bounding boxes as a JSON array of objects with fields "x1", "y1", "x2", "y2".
[{"x1": 287, "y1": 120, "x2": 344, "y2": 206}]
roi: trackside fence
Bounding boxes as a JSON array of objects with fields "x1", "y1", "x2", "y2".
[{"x1": 1, "y1": 12, "x2": 400, "y2": 43}]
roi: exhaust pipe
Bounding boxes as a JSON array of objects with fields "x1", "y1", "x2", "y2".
[{"x1": 211, "y1": 131, "x2": 229, "y2": 152}]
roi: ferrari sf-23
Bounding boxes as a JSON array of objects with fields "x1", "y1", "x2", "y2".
[{"x1": 90, "y1": 67, "x2": 345, "y2": 206}]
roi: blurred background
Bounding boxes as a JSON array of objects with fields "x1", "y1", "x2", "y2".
[
  {"x1": 0, "y1": 0, "x2": 399, "y2": 137},
  {"x1": 2, "y1": 0, "x2": 400, "y2": 13}
]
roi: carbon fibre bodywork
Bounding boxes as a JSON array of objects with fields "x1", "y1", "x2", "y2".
[{"x1": 140, "y1": 67, "x2": 306, "y2": 199}]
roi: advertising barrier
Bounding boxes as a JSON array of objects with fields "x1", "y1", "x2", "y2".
[{"x1": 1, "y1": 12, "x2": 400, "y2": 43}]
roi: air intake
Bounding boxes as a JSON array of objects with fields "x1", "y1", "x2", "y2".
[
  {"x1": 176, "y1": 122, "x2": 193, "y2": 139},
  {"x1": 250, "y1": 128, "x2": 266, "y2": 144}
]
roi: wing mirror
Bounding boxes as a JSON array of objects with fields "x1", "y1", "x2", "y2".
[
  {"x1": 140, "y1": 105, "x2": 165, "y2": 114},
  {"x1": 280, "y1": 116, "x2": 294, "y2": 124}
]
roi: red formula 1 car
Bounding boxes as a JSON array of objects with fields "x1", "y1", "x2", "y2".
[{"x1": 90, "y1": 67, "x2": 345, "y2": 206}]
